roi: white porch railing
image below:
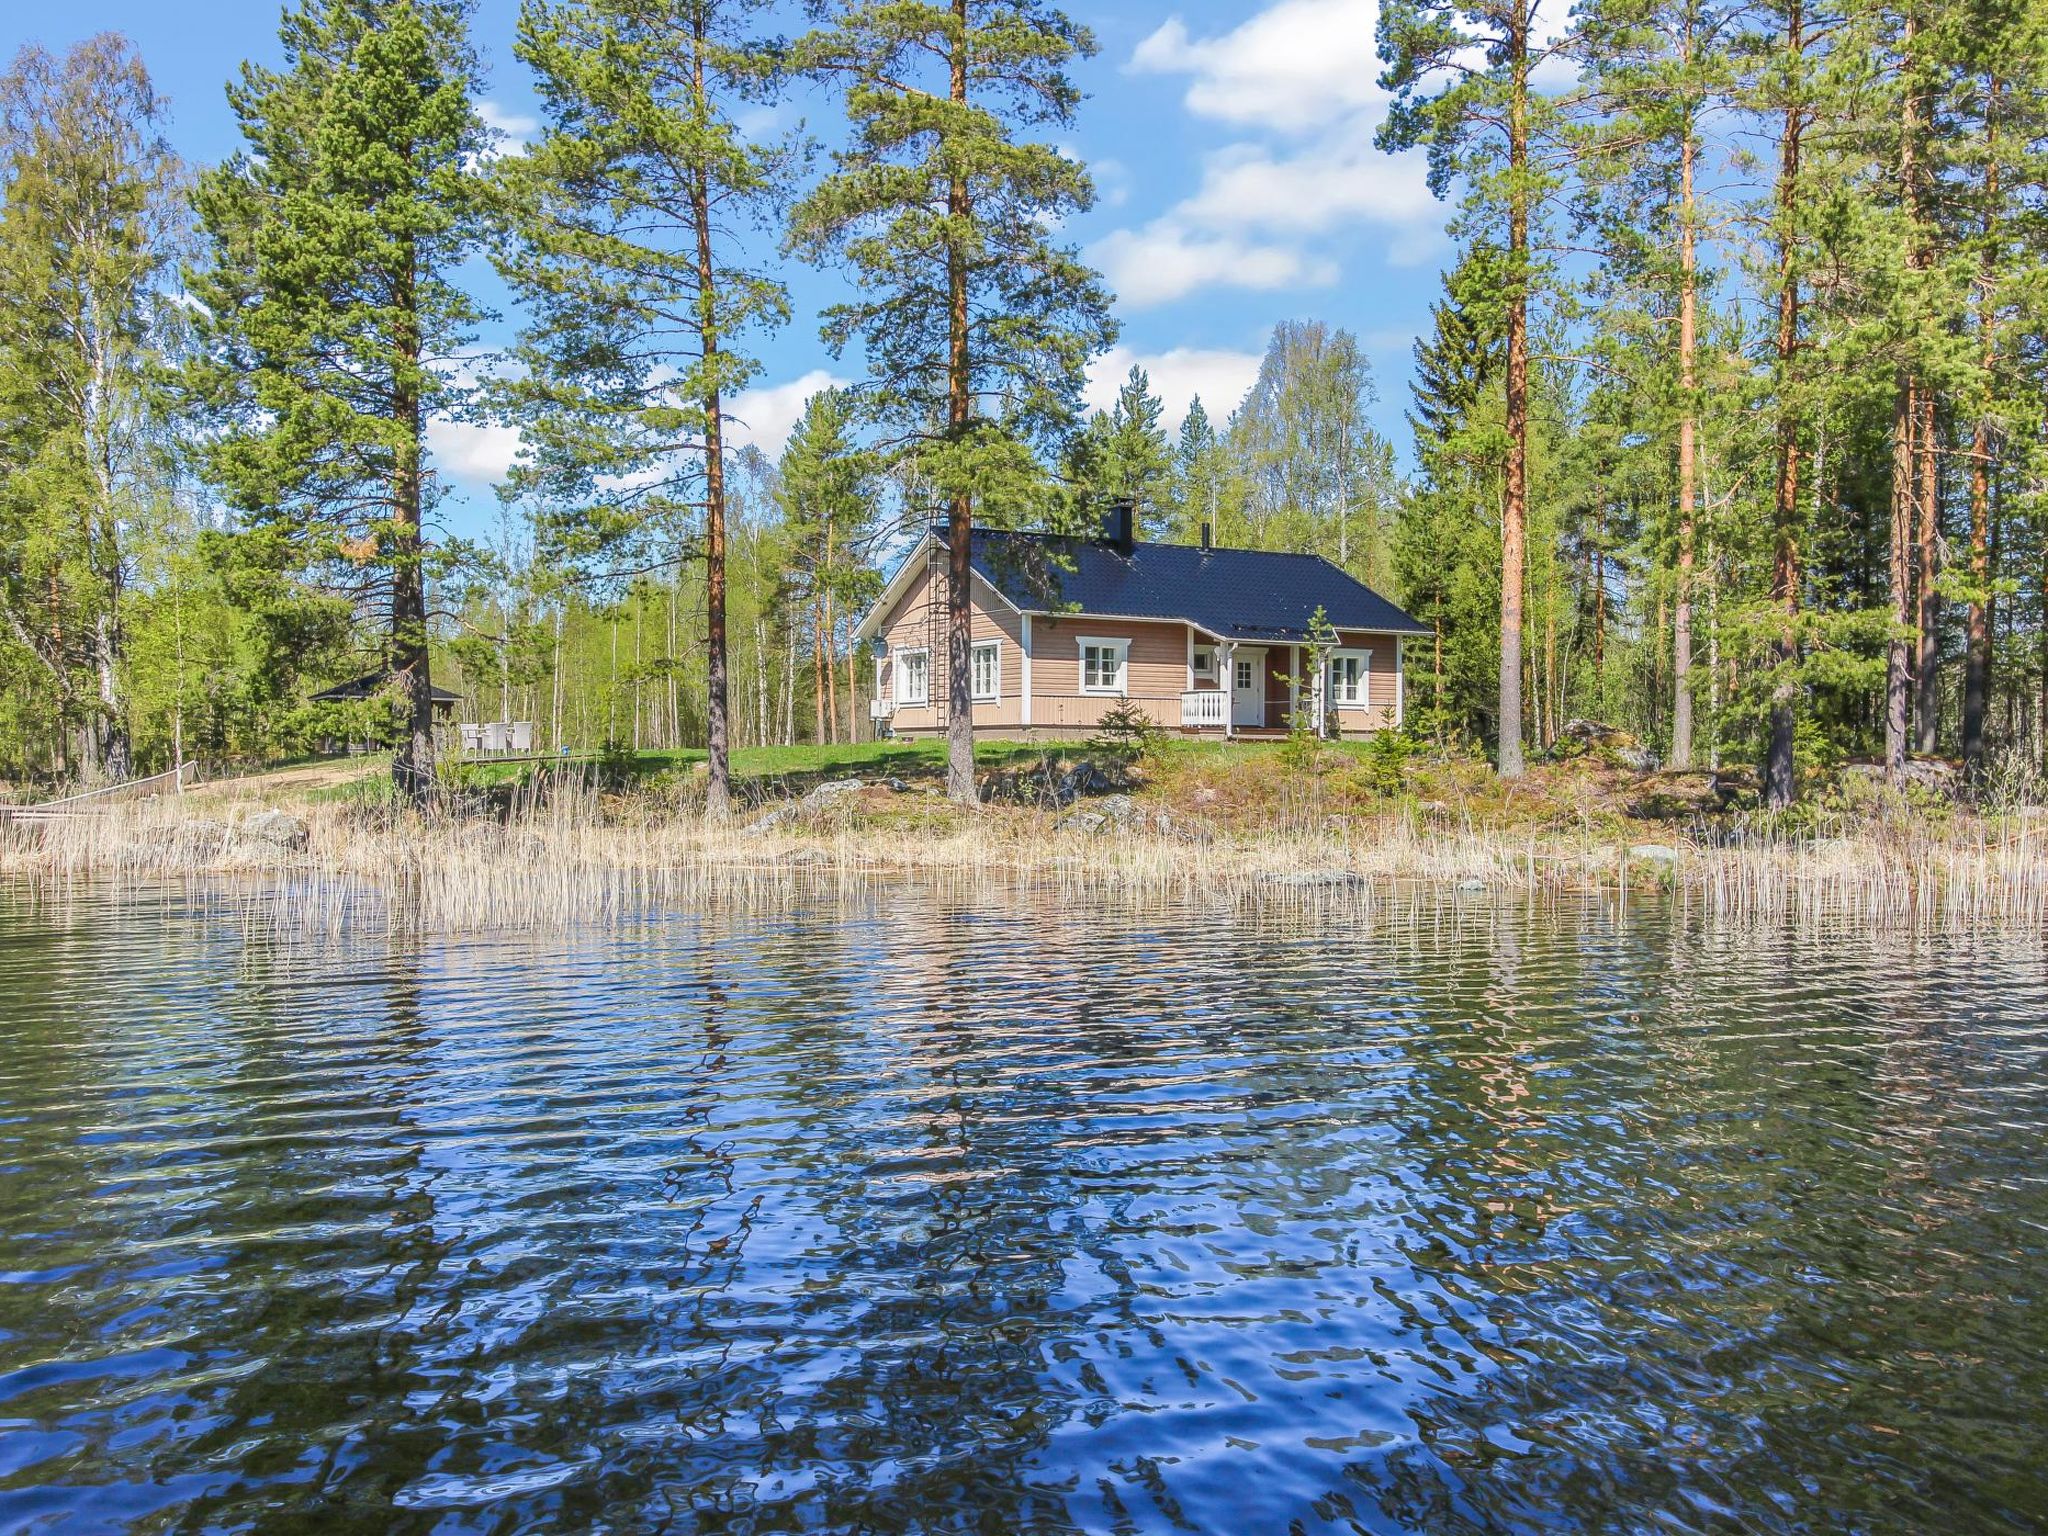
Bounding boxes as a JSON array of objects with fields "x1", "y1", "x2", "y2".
[{"x1": 1179, "y1": 689, "x2": 1227, "y2": 729}]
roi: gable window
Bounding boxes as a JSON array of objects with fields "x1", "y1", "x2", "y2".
[
  {"x1": 1192, "y1": 644, "x2": 1216, "y2": 680},
  {"x1": 896, "y1": 648, "x2": 930, "y2": 707},
  {"x1": 971, "y1": 640, "x2": 1000, "y2": 703},
  {"x1": 1078, "y1": 637, "x2": 1130, "y2": 696},
  {"x1": 1327, "y1": 649, "x2": 1369, "y2": 707}
]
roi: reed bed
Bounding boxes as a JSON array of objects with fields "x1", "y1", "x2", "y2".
[{"x1": 6, "y1": 784, "x2": 2047, "y2": 935}]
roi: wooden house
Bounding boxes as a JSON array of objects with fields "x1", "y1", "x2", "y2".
[{"x1": 852, "y1": 509, "x2": 1429, "y2": 739}]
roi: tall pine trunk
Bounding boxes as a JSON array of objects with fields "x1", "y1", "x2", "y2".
[
  {"x1": 1887, "y1": 376, "x2": 1916, "y2": 768},
  {"x1": 943, "y1": 0, "x2": 976, "y2": 803},
  {"x1": 1763, "y1": 0, "x2": 1804, "y2": 810},
  {"x1": 1962, "y1": 78, "x2": 2002, "y2": 778},
  {"x1": 691, "y1": 16, "x2": 731, "y2": 821},
  {"x1": 1914, "y1": 389, "x2": 1940, "y2": 752},
  {"x1": 1498, "y1": 7, "x2": 1531, "y2": 779},
  {"x1": 390, "y1": 242, "x2": 435, "y2": 809},
  {"x1": 1671, "y1": 77, "x2": 1699, "y2": 770},
  {"x1": 1902, "y1": 10, "x2": 1941, "y2": 757}
]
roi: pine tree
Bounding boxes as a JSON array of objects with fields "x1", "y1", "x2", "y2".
[
  {"x1": 0, "y1": 37, "x2": 182, "y2": 782},
  {"x1": 188, "y1": 0, "x2": 486, "y2": 806},
  {"x1": 1380, "y1": 0, "x2": 1569, "y2": 776},
  {"x1": 790, "y1": 0, "x2": 1115, "y2": 803},
  {"x1": 1573, "y1": 0, "x2": 1736, "y2": 768},
  {"x1": 495, "y1": 0, "x2": 794, "y2": 818},
  {"x1": 1940, "y1": 0, "x2": 2048, "y2": 775}
]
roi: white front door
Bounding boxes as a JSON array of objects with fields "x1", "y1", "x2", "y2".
[{"x1": 1231, "y1": 647, "x2": 1265, "y2": 727}]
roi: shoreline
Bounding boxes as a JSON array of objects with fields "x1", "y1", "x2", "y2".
[{"x1": 7, "y1": 777, "x2": 2047, "y2": 933}]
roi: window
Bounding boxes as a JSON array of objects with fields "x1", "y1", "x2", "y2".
[
  {"x1": 1234, "y1": 658, "x2": 1255, "y2": 691},
  {"x1": 1078, "y1": 637, "x2": 1129, "y2": 695},
  {"x1": 971, "y1": 640, "x2": 1000, "y2": 702},
  {"x1": 896, "y1": 648, "x2": 930, "y2": 707},
  {"x1": 1192, "y1": 645, "x2": 1216, "y2": 680},
  {"x1": 1327, "y1": 649, "x2": 1369, "y2": 707}
]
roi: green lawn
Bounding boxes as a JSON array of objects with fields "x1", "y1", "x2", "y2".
[
  {"x1": 309, "y1": 737, "x2": 1070, "y2": 801},
  {"x1": 302, "y1": 734, "x2": 1320, "y2": 805}
]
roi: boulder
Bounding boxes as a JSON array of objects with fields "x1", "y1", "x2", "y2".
[
  {"x1": 739, "y1": 805, "x2": 796, "y2": 836},
  {"x1": 804, "y1": 778, "x2": 865, "y2": 806},
  {"x1": 238, "y1": 809, "x2": 309, "y2": 851},
  {"x1": 1838, "y1": 758, "x2": 1960, "y2": 799},
  {"x1": 980, "y1": 757, "x2": 1134, "y2": 810},
  {"x1": 1560, "y1": 718, "x2": 1657, "y2": 771},
  {"x1": 1455, "y1": 877, "x2": 1488, "y2": 892},
  {"x1": 1628, "y1": 842, "x2": 1680, "y2": 864},
  {"x1": 1053, "y1": 792, "x2": 1182, "y2": 837}
]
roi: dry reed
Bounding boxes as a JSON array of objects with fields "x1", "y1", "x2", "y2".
[{"x1": 5, "y1": 784, "x2": 2046, "y2": 935}]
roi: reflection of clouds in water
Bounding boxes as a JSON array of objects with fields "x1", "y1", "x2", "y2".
[{"x1": 0, "y1": 887, "x2": 2043, "y2": 1532}]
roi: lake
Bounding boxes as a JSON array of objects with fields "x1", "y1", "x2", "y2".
[{"x1": 1, "y1": 883, "x2": 2043, "y2": 1534}]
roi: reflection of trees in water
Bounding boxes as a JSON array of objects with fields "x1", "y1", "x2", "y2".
[
  {"x1": 163, "y1": 940, "x2": 463, "y2": 1533},
  {"x1": 694, "y1": 895, "x2": 1092, "y2": 1531},
  {"x1": 10, "y1": 892, "x2": 2047, "y2": 1534},
  {"x1": 1316, "y1": 907, "x2": 2048, "y2": 1535}
]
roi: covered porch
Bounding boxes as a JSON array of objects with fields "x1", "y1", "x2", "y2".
[{"x1": 1177, "y1": 636, "x2": 1317, "y2": 737}]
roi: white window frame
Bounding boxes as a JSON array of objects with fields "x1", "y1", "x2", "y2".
[
  {"x1": 1191, "y1": 643, "x2": 1217, "y2": 681},
  {"x1": 1077, "y1": 636, "x2": 1131, "y2": 696},
  {"x1": 895, "y1": 646, "x2": 931, "y2": 707},
  {"x1": 1326, "y1": 648, "x2": 1371, "y2": 708},
  {"x1": 1233, "y1": 656, "x2": 1256, "y2": 692},
  {"x1": 970, "y1": 638, "x2": 1001, "y2": 703}
]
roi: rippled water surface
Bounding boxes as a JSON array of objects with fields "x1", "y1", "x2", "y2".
[{"x1": 2, "y1": 884, "x2": 2046, "y2": 1534}]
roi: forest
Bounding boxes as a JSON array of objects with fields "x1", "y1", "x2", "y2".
[{"x1": 0, "y1": 0, "x2": 2044, "y2": 811}]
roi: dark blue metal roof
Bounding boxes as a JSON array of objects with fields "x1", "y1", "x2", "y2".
[{"x1": 970, "y1": 529, "x2": 1430, "y2": 641}]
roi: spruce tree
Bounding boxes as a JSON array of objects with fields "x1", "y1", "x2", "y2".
[
  {"x1": 776, "y1": 388, "x2": 879, "y2": 744},
  {"x1": 1102, "y1": 366, "x2": 1172, "y2": 535},
  {"x1": 790, "y1": 0, "x2": 1115, "y2": 803},
  {"x1": 1170, "y1": 395, "x2": 1241, "y2": 547},
  {"x1": 495, "y1": 0, "x2": 794, "y2": 818},
  {"x1": 1400, "y1": 247, "x2": 1508, "y2": 748},
  {"x1": 188, "y1": 0, "x2": 485, "y2": 806}
]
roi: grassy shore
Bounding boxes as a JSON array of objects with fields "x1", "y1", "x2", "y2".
[{"x1": 6, "y1": 737, "x2": 2046, "y2": 931}]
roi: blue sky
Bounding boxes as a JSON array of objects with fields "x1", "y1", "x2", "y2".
[{"x1": 7, "y1": 0, "x2": 1460, "y2": 536}]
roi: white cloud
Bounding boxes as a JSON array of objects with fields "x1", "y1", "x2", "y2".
[
  {"x1": 1109, "y1": 0, "x2": 1447, "y2": 305},
  {"x1": 724, "y1": 368, "x2": 849, "y2": 457},
  {"x1": 1131, "y1": 0, "x2": 1385, "y2": 134},
  {"x1": 421, "y1": 366, "x2": 852, "y2": 490},
  {"x1": 1084, "y1": 345, "x2": 1264, "y2": 430},
  {"x1": 477, "y1": 100, "x2": 538, "y2": 159},
  {"x1": 1177, "y1": 139, "x2": 1438, "y2": 234},
  {"x1": 1091, "y1": 222, "x2": 1337, "y2": 309},
  {"x1": 428, "y1": 418, "x2": 522, "y2": 486},
  {"x1": 1091, "y1": 156, "x2": 1131, "y2": 210}
]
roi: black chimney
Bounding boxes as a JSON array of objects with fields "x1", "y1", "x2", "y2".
[
  {"x1": 1102, "y1": 498, "x2": 1136, "y2": 555},
  {"x1": 1200, "y1": 520, "x2": 1212, "y2": 552}
]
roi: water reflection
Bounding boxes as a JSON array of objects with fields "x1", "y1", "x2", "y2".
[{"x1": 0, "y1": 888, "x2": 2044, "y2": 1533}]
